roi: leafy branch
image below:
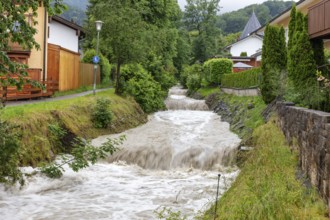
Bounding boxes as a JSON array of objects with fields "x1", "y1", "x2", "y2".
[{"x1": 41, "y1": 135, "x2": 125, "y2": 178}]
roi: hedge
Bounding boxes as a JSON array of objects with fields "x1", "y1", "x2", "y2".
[
  {"x1": 203, "y1": 58, "x2": 233, "y2": 85},
  {"x1": 221, "y1": 68, "x2": 261, "y2": 89}
]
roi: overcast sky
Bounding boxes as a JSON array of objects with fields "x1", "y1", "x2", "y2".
[{"x1": 177, "y1": 0, "x2": 298, "y2": 14}]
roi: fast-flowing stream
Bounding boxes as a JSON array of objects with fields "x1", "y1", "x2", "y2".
[{"x1": 0, "y1": 86, "x2": 241, "y2": 220}]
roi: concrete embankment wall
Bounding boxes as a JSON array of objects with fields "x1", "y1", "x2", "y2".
[
  {"x1": 221, "y1": 87, "x2": 259, "y2": 96},
  {"x1": 276, "y1": 102, "x2": 330, "y2": 211}
]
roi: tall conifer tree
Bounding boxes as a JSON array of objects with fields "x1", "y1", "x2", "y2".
[
  {"x1": 261, "y1": 25, "x2": 287, "y2": 103},
  {"x1": 287, "y1": 4, "x2": 296, "y2": 52}
]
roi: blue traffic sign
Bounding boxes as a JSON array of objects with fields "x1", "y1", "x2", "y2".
[{"x1": 93, "y1": 55, "x2": 100, "y2": 64}]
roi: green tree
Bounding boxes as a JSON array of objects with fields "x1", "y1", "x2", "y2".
[
  {"x1": 86, "y1": 0, "x2": 147, "y2": 94},
  {"x1": 288, "y1": 11, "x2": 318, "y2": 108},
  {"x1": 183, "y1": 0, "x2": 221, "y2": 62},
  {"x1": 137, "y1": 0, "x2": 181, "y2": 69},
  {"x1": 278, "y1": 27, "x2": 287, "y2": 69},
  {"x1": 0, "y1": 1, "x2": 66, "y2": 88},
  {"x1": 173, "y1": 30, "x2": 192, "y2": 74},
  {"x1": 311, "y1": 39, "x2": 325, "y2": 68},
  {"x1": 261, "y1": 24, "x2": 287, "y2": 103},
  {"x1": 86, "y1": 0, "x2": 181, "y2": 94}
]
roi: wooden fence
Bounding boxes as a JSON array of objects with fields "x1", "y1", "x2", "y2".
[
  {"x1": 80, "y1": 63, "x2": 100, "y2": 87},
  {"x1": 58, "y1": 48, "x2": 80, "y2": 91},
  {"x1": 48, "y1": 43, "x2": 100, "y2": 91}
]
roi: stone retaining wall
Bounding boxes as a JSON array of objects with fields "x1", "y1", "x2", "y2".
[
  {"x1": 276, "y1": 102, "x2": 330, "y2": 211},
  {"x1": 221, "y1": 87, "x2": 259, "y2": 96}
]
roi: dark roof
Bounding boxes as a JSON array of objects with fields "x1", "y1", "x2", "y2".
[
  {"x1": 229, "y1": 56, "x2": 254, "y2": 61},
  {"x1": 240, "y1": 11, "x2": 261, "y2": 40},
  {"x1": 51, "y1": 15, "x2": 84, "y2": 32},
  {"x1": 250, "y1": 51, "x2": 262, "y2": 58}
]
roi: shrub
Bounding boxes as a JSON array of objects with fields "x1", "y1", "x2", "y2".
[
  {"x1": 48, "y1": 123, "x2": 68, "y2": 151},
  {"x1": 180, "y1": 64, "x2": 203, "y2": 88},
  {"x1": 240, "y1": 52, "x2": 247, "y2": 57},
  {"x1": 221, "y1": 68, "x2": 261, "y2": 88},
  {"x1": 203, "y1": 58, "x2": 233, "y2": 85},
  {"x1": 180, "y1": 69, "x2": 189, "y2": 88},
  {"x1": 82, "y1": 49, "x2": 111, "y2": 84},
  {"x1": 91, "y1": 98, "x2": 113, "y2": 128},
  {"x1": 157, "y1": 70, "x2": 176, "y2": 91},
  {"x1": 121, "y1": 64, "x2": 166, "y2": 113},
  {"x1": 144, "y1": 54, "x2": 177, "y2": 91},
  {"x1": 187, "y1": 74, "x2": 201, "y2": 93}
]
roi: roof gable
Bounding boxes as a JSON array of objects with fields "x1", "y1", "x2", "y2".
[{"x1": 240, "y1": 11, "x2": 261, "y2": 40}]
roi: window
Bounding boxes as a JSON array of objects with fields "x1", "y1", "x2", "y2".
[{"x1": 12, "y1": 21, "x2": 21, "y2": 32}]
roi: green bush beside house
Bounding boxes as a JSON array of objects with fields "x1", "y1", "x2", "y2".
[{"x1": 203, "y1": 58, "x2": 233, "y2": 86}]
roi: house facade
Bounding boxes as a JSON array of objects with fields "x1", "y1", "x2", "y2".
[
  {"x1": 7, "y1": 2, "x2": 92, "y2": 92},
  {"x1": 48, "y1": 15, "x2": 83, "y2": 53},
  {"x1": 225, "y1": 12, "x2": 263, "y2": 68},
  {"x1": 226, "y1": 34, "x2": 263, "y2": 57},
  {"x1": 7, "y1": 4, "x2": 83, "y2": 82},
  {"x1": 7, "y1": 4, "x2": 48, "y2": 81}
]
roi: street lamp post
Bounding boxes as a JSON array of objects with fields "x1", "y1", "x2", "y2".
[{"x1": 93, "y1": 20, "x2": 103, "y2": 95}]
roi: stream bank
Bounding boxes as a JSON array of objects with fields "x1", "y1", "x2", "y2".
[
  {"x1": 2, "y1": 89, "x2": 147, "y2": 166},
  {"x1": 198, "y1": 90, "x2": 328, "y2": 219}
]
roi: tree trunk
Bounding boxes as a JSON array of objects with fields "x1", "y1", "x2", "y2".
[{"x1": 115, "y1": 61, "x2": 121, "y2": 95}]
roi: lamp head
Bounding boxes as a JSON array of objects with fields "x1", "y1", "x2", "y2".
[{"x1": 95, "y1": 20, "x2": 103, "y2": 31}]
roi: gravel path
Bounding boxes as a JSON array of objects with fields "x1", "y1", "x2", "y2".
[{"x1": 5, "y1": 88, "x2": 112, "y2": 107}]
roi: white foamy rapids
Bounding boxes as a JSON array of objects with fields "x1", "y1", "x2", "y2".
[
  {"x1": 95, "y1": 111, "x2": 240, "y2": 170},
  {"x1": 0, "y1": 165, "x2": 239, "y2": 220},
  {"x1": 165, "y1": 86, "x2": 209, "y2": 111},
  {"x1": 168, "y1": 86, "x2": 188, "y2": 96}
]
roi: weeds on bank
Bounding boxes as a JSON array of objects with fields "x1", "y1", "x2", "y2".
[
  {"x1": 203, "y1": 119, "x2": 328, "y2": 220},
  {"x1": 197, "y1": 87, "x2": 220, "y2": 98},
  {"x1": 0, "y1": 89, "x2": 146, "y2": 167}
]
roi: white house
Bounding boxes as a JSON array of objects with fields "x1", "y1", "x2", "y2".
[
  {"x1": 225, "y1": 11, "x2": 263, "y2": 67},
  {"x1": 48, "y1": 15, "x2": 84, "y2": 53},
  {"x1": 226, "y1": 34, "x2": 263, "y2": 57}
]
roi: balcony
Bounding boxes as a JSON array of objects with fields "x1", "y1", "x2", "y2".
[
  {"x1": 7, "y1": 41, "x2": 31, "y2": 64},
  {"x1": 308, "y1": 0, "x2": 330, "y2": 39}
]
